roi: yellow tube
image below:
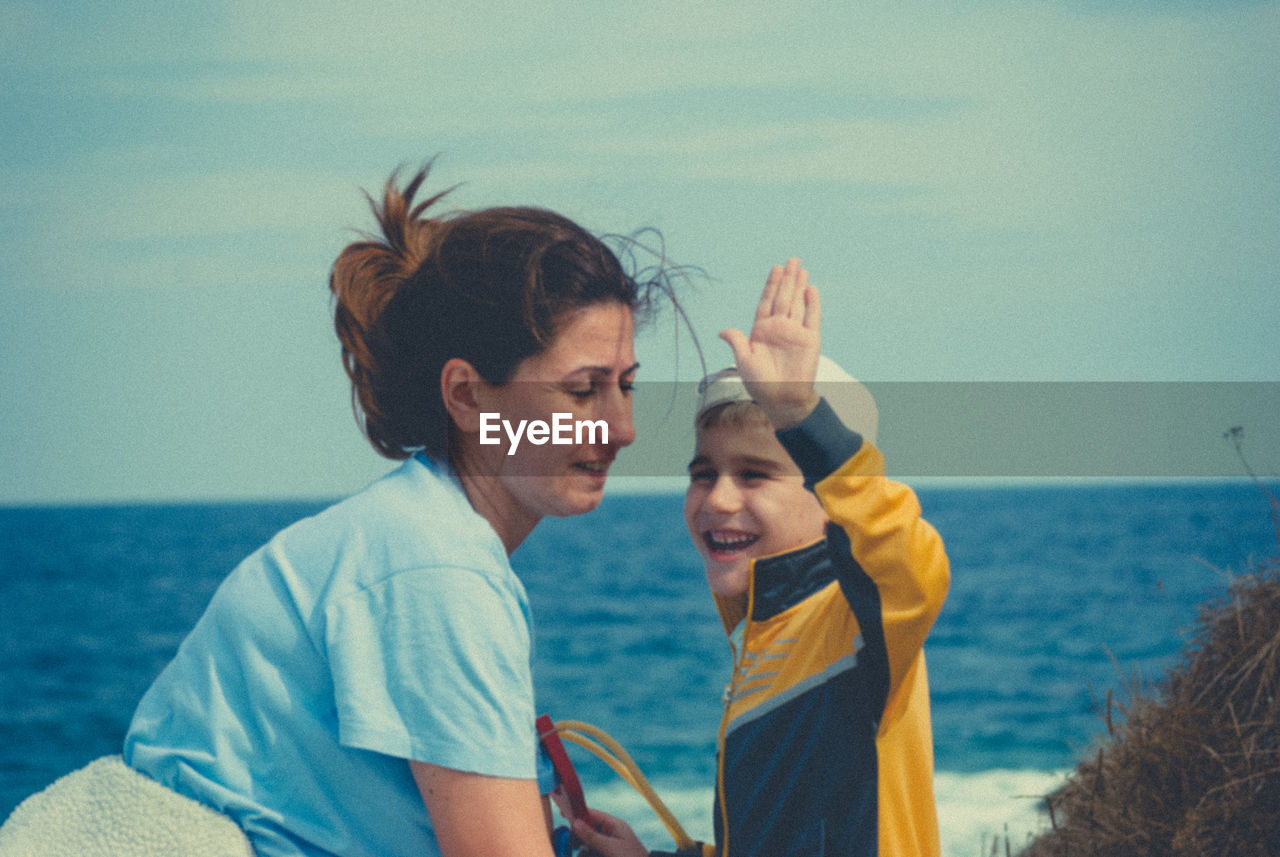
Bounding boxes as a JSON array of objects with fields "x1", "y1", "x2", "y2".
[{"x1": 550, "y1": 720, "x2": 698, "y2": 853}]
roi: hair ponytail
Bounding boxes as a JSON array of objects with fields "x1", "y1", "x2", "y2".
[{"x1": 330, "y1": 170, "x2": 450, "y2": 458}]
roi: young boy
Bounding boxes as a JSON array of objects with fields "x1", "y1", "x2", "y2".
[{"x1": 576, "y1": 259, "x2": 950, "y2": 857}]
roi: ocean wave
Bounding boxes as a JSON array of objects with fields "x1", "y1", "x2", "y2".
[
  {"x1": 935, "y1": 768, "x2": 1067, "y2": 857},
  {"x1": 566, "y1": 769, "x2": 1068, "y2": 857}
]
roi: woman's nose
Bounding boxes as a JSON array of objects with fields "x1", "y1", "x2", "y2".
[{"x1": 603, "y1": 390, "x2": 636, "y2": 449}]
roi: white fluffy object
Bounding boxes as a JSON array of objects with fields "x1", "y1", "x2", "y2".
[{"x1": 0, "y1": 756, "x2": 255, "y2": 857}]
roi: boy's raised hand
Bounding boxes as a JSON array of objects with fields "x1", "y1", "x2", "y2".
[{"x1": 719, "y1": 257, "x2": 822, "y2": 430}]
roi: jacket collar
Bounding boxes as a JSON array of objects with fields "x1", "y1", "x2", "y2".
[{"x1": 712, "y1": 536, "x2": 834, "y2": 634}]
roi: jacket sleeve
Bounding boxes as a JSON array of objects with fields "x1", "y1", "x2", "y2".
[{"x1": 777, "y1": 397, "x2": 951, "y2": 707}]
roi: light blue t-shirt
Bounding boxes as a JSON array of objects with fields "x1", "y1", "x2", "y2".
[{"x1": 125, "y1": 454, "x2": 554, "y2": 857}]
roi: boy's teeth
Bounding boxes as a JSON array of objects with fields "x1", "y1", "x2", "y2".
[{"x1": 707, "y1": 531, "x2": 758, "y2": 551}]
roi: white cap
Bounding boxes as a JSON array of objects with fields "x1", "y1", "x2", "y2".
[{"x1": 695, "y1": 355, "x2": 879, "y2": 446}]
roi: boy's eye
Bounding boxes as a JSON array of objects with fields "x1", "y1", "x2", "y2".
[
  {"x1": 740, "y1": 470, "x2": 770, "y2": 482},
  {"x1": 568, "y1": 388, "x2": 595, "y2": 399},
  {"x1": 620, "y1": 380, "x2": 635, "y2": 395},
  {"x1": 689, "y1": 469, "x2": 715, "y2": 483}
]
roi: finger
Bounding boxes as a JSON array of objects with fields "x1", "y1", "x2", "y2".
[
  {"x1": 788, "y1": 265, "x2": 810, "y2": 320},
  {"x1": 718, "y1": 328, "x2": 750, "y2": 362},
  {"x1": 756, "y1": 264, "x2": 783, "y2": 322},
  {"x1": 572, "y1": 819, "x2": 610, "y2": 851},
  {"x1": 583, "y1": 808, "x2": 622, "y2": 828},
  {"x1": 550, "y1": 787, "x2": 573, "y2": 822},
  {"x1": 571, "y1": 816, "x2": 627, "y2": 852},
  {"x1": 770, "y1": 257, "x2": 801, "y2": 317},
  {"x1": 803, "y1": 283, "x2": 822, "y2": 332}
]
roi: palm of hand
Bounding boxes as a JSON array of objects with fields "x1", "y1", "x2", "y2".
[{"x1": 736, "y1": 315, "x2": 820, "y2": 387}]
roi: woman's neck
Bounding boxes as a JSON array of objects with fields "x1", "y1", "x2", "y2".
[{"x1": 450, "y1": 445, "x2": 539, "y2": 555}]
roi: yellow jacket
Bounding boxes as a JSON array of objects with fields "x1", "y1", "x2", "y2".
[{"x1": 710, "y1": 399, "x2": 950, "y2": 857}]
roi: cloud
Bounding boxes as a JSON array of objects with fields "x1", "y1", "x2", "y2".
[
  {"x1": 92, "y1": 67, "x2": 367, "y2": 103},
  {"x1": 1, "y1": 156, "x2": 370, "y2": 291},
  {"x1": 0, "y1": 2, "x2": 41, "y2": 53},
  {"x1": 6, "y1": 0, "x2": 1278, "y2": 293},
  {"x1": 1048, "y1": 0, "x2": 1272, "y2": 15}
]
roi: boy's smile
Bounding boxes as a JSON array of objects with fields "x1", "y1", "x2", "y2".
[
  {"x1": 703, "y1": 529, "x2": 760, "y2": 558},
  {"x1": 684, "y1": 418, "x2": 829, "y2": 599}
]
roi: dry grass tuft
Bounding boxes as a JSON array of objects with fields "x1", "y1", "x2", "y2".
[{"x1": 1019, "y1": 488, "x2": 1280, "y2": 857}]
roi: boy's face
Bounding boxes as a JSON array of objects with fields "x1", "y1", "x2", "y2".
[{"x1": 684, "y1": 420, "x2": 829, "y2": 599}]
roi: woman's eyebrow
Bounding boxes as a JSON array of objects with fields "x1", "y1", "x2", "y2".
[{"x1": 566, "y1": 361, "x2": 641, "y2": 378}]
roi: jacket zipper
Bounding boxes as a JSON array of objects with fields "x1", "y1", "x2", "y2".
[{"x1": 715, "y1": 563, "x2": 757, "y2": 857}]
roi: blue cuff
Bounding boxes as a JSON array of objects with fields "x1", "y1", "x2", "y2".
[{"x1": 776, "y1": 397, "x2": 863, "y2": 489}]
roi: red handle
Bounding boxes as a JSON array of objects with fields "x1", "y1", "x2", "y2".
[{"x1": 536, "y1": 714, "x2": 589, "y2": 823}]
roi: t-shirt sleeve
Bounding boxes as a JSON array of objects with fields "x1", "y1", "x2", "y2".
[{"x1": 323, "y1": 565, "x2": 539, "y2": 781}]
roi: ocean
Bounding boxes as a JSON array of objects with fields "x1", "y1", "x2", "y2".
[{"x1": 2, "y1": 481, "x2": 1277, "y2": 856}]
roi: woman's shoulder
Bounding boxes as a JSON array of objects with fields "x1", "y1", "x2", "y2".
[{"x1": 277, "y1": 455, "x2": 509, "y2": 588}]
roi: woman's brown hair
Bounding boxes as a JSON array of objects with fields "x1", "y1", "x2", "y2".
[{"x1": 331, "y1": 162, "x2": 673, "y2": 461}]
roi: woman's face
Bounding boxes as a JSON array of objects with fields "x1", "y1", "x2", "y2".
[{"x1": 471, "y1": 301, "x2": 638, "y2": 532}]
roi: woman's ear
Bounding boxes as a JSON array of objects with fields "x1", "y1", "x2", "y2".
[{"x1": 440, "y1": 358, "x2": 486, "y2": 433}]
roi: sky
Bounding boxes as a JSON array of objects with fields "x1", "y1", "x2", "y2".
[{"x1": 1, "y1": 0, "x2": 1278, "y2": 504}]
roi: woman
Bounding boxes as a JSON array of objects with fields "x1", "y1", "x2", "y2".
[{"x1": 2, "y1": 163, "x2": 674, "y2": 857}]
